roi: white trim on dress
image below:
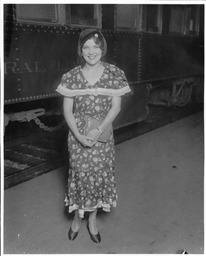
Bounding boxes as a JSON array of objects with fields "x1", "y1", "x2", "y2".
[{"x1": 56, "y1": 83, "x2": 131, "y2": 97}]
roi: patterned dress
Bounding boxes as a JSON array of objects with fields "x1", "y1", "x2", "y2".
[{"x1": 56, "y1": 62, "x2": 131, "y2": 218}]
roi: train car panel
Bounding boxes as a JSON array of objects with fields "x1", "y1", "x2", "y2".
[
  {"x1": 5, "y1": 23, "x2": 81, "y2": 104},
  {"x1": 113, "y1": 84, "x2": 150, "y2": 129},
  {"x1": 114, "y1": 32, "x2": 140, "y2": 82},
  {"x1": 141, "y1": 35, "x2": 203, "y2": 82},
  {"x1": 101, "y1": 32, "x2": 115, "y2": 65}
]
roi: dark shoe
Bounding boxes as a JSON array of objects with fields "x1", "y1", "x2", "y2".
[
  {"x1": 68, "y1": 227, "x2": 79, "y2": 241},
  {"x1": 87, "y1": 223, "x2": 101, "y2": 243}
]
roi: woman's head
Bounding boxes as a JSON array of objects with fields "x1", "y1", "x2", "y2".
[{"x1": 77, "y1": 29, "x2": 107, "y2": 60}]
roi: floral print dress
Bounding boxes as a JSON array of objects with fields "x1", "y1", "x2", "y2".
[{"x1": 56, "y1": 62, "x2": 131, "y2": 218}]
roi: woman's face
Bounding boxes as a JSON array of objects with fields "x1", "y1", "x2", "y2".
[{"x1": 82, "y1": 38, "x2": 102, "y2": 66}]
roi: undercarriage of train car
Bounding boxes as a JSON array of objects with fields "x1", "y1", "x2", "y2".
[{"x1": 4, "y1": 4, "x2": 204, "y2": 188}]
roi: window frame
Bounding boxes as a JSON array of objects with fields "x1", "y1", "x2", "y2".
[
  {"x1": 168, "y1": 5, "x2": 200, "y2": 37},
  {"x1": 183, "y1": 5, "x2": 200, "y2": 36},
  {"x1": 65, "y1": 4, "x2": 102, "y2": 28},
  {"x1": 115, "y1": 4, "x2": 141, "y2": 32},
  {"x1": 15, "y1": 4, "x2": 102, "y2": 28},
  {"x1": 140, "y1": 5, "x2": 163, "y2": 34},
  {"x1": 115, "y1": 4, "x2": 163, "y2": 34},
  {"x1": 16, "y1": 4, "x2": 62, "y2": 25},
  {"x1": 169, "y1": 5, "x2": 185, "y2": 35}
]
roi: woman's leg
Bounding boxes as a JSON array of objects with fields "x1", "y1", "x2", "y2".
[
  {"x1": 88, "y1": 209, "x2": 98, "y2": 235},
  {"x1": 87, "y1": 209, "x2": 101, "y2": 243},
  {"x1": 71, "y1": 210, "x2": 82, "y2": 232}
]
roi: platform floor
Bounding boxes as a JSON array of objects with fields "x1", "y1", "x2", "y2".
[{"x1": 3, "y1": 112, "x2": 204, "y2": 254}]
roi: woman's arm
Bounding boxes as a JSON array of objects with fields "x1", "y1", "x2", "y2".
[
  {"x1": 99, "y1": 96, "x2": 121, "y2": 131},
  {"x1": 63, "y1": 97, "x2": 93, "y2": 147},
  {"x1": 88, "y1": 96, "x2": 121, "y2": 141}
]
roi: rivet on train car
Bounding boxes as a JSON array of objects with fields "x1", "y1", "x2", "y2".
[
  {"x1": 17, "y1": 78, "x2": 21, "y2": 81},
  {"x1": 16, "y1": 48, "x2": 19, "y2": 51},
  {"x1": 17, "y1": 88, "x2": 21, "y2": 92}
]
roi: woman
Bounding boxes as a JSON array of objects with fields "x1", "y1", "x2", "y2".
[{"x1": 56, "y1": 29, "x2": 131, "y2": 243}]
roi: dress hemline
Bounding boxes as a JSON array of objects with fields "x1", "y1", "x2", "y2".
[{"x1": 65, "y1": 197, "x2": 117, "y2": 218}]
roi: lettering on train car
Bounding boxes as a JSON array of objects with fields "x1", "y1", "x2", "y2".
[{"x1": 5, "y1": 60, "x2": 69, "y2": 74}]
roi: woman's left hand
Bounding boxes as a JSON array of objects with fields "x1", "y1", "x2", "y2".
[{"x1": 87, "y1": 128, "x2": 101, "y2": 146}]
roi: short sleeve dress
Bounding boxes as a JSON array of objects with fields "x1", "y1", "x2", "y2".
[{"x1": 56, "y1": 62, "x2": 131, "y2": 218}]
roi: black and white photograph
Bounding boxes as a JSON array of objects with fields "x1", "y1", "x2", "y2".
[{"x1": 2, "y1": 1, "x2": 204, "y2": 254}]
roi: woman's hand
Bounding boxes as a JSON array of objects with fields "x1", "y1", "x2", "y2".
[
  {"x1": 87, "y1": 128, "x2": 101, "y2": 145},
  {"x1": 76, "y1": 134, "x2": 95, "y2": 148}
]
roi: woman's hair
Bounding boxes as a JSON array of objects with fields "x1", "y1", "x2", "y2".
[{"x1": 77, "y1": 29, "x2": 107, "y2": 59}]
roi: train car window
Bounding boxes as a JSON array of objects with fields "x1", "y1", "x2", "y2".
[
  {"x1": 65, "y1": 4, "x2": 101, "y2": 27},
  {"x1": 184, "y1": 5, "x2": 200, "y2": 36},
  {"x1": 169, "y1": 5, "x2": 200, "y2": 36},
  {"x1": 16, "y1": 4, "x2": 59, "y2": 24},
  {"x1": 116, "y1": 5, "x2": 141, "y2": 31},
  {"x1": 141, "y1": 5, "x2": 162, "y2": 33},
  {"x1": 169, "y1": 6, "x2": 185, "y2": 34}
]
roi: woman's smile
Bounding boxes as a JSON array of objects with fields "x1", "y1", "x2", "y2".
[{"x1": 88, "y1": 55, "x2": 97, "y2": 59}]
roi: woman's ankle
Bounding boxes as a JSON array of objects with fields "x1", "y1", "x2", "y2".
[
  {"x1": 71, "y1": 218, "x2": 81, "y2": 231},
  {"x1": 71, "y1": 211, "x2": 82, "y2": 232}
]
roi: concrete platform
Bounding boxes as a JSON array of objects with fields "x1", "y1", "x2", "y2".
[{"x1": 3, "y1": 112, "x2": 204, "y2": 254}]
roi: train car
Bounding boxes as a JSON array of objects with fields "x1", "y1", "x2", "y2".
[{"x1": 4, "y1": 4, "x2": 204, "y2": 188}]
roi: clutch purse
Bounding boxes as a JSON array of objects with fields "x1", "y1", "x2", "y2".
[{"x1": 84, "y1": 116, "x2": 112, "y2": 143}]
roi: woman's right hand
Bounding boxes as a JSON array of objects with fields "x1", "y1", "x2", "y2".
[{"x1": 76, "y1": 134, "x2": 95, "y2": 148}]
